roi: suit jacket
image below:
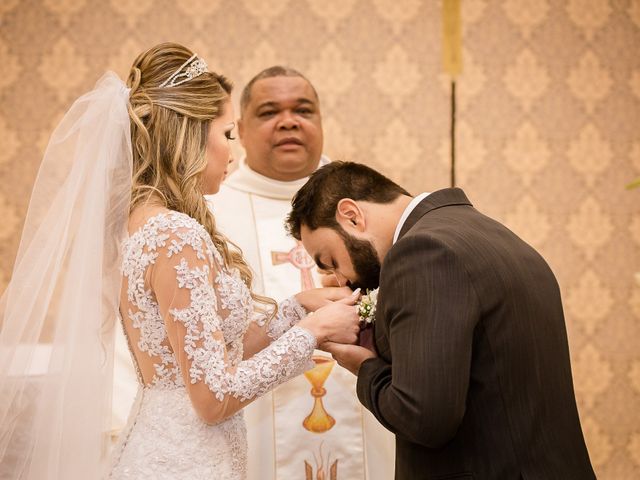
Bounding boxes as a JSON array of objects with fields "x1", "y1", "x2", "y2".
[{"x1": 357, "y1": 188, "x2": 595, "y2": 480}]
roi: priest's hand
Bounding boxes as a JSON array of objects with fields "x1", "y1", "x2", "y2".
[
  {"x1": 320, "y1": 341, "x2": 377, "y2": 376},
  {"x1": 295, "y1": 286, "x2": 359, "y2": 312}
]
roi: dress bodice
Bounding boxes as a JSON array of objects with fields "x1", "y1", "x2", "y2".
[
  {"x1": 111, "y1": 211, "x2": 316, "y2": 479},
  {"x1": 119, "y1": 210, "x2": 315, "y2": 400},
  {"x1": 120, "y1": 211, "x2": 253, "y2": 390}
]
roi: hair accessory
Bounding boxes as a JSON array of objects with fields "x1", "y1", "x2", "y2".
[{"x1": 159, "y1": 53, "x2": 208, "y2": 88}]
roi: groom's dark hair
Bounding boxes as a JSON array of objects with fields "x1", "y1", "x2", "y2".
[{"x1": 286, "y1": 161, "x2": 411, "y2": 240}]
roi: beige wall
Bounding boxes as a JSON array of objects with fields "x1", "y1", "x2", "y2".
[{"x1": 0, "y1": 0, "x2": 639, "y2": 477}]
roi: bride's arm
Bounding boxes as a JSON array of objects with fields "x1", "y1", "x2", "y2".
[
  {"x1": 242, "y1": 287, "x2": 356, "y2": 359},
  {"x1": 151, "y1": 227, "x2": 359, "y2": 425}
]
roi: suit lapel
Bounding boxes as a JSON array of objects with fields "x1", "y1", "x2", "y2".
[{"x1": 397, "y1": 187, "x2": 472, "y2": 240}]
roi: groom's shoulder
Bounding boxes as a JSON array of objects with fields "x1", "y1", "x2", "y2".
[
  {"x1": 384, "y1": 226, "x2": 457, "y2": 268},
  {"x1": 396, "y1": 209, "x2": 468, "y2": 245}
]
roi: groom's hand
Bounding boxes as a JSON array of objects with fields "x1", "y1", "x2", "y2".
[{"x1": 320, "y1": 341, "x2": 376, "y2": 375}]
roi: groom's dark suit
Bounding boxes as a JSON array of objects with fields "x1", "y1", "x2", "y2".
[{"x1": 357, "y1": 188, "x2": 594, "y2": 480}]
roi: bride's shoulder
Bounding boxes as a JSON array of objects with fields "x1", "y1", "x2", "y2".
[
  {"x1": 122, "y1": 209, "x2": 221, "y2": 275},
  {"x1": 129, "y1": 208, "x2": 200, "y2": 234},
  {"x1": 127, "y1": 208, "x2": 211, "y2": 249},
  {"x1": 153, "y1": 209, "x2": 202, "y2": 232},
  {"x1": 125, "y1": 209, "x2": 220, "y2": 265}
]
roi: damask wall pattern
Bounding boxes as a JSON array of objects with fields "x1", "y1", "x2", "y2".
[{"x1": 0, "y1": 0, "x2": 638, "y2": 478}]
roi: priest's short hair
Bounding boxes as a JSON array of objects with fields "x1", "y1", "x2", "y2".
[{"x1": 240, "y1": 65, "x2": 319, "y2": 112}]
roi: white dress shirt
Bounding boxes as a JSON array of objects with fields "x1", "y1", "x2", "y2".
[{"x1": 392, "y1": 192, "x2": 431, "y2": 244}]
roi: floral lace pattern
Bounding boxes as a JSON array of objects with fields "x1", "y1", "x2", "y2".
[
  {"x1": 110, "y1": 211, "x2": 315, "y2": 479},
  {"x1": 255, "y1": 297, "x2": 308, "y2": 340},
  {"x1": 110, "y1": 389, "x2": 248, "y2": 480}
]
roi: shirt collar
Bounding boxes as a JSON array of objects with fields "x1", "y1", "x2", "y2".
[{"x1": 393, "y1": 192, "x2": 430, "y2": 244}]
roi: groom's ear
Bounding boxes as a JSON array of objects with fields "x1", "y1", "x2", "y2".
[{"x1": 336, "y1": 199, "x2": 366, "y2": 233}]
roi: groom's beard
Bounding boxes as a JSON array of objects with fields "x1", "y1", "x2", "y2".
[{"x1": 340, "y1": 230, "x2": 381, "y2": 292}]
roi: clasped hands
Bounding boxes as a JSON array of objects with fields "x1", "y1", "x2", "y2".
[{"x1": 295, "y1": 285, "x2": 376, "y2": 376}]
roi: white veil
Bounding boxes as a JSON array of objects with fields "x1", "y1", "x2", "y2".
[{"x1": 0, "y1": 72, "x2": 132, "y2": 479}]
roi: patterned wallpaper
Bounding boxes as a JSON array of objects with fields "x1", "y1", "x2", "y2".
[{"x1": 0, "y1": 0, "x2": 639, "y2": 477}]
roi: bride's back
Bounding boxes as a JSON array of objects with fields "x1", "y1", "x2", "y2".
[
  {"x1": 119, "y1": 205, "x2": 175, "y2": 387},
  {"x1": 119, "y1": 204, "x2": 250, "y2": 387}
]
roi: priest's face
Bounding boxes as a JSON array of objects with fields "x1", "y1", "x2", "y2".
[
  {"x1": 203, "y1": 98, "x2": 235, "y2": 194},
  {"x1": 300, "y1": 224, "x2": 381, "y2": 292},
  {"x1": 239, "y1": 76, "x2": 323, "y2": 182}
]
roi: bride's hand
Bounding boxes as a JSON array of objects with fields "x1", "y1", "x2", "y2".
[
  {"x1": 294, "y1": 286, "x2": 357, "y2": 312},
  {"x1": 297, "y1": 290, "x2": 361, "y2": 345}
]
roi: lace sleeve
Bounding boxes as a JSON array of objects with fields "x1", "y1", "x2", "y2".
[
  {"x1": 253, "y1": 296, "x2": 308, "y2": 340},
  {"x1": 151, "y1": 220, "x2": 316, "y2": 421}
]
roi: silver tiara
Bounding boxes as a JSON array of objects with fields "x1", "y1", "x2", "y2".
[{"x1": 159, "y1": 53, "x2": 208, "y2": 88}]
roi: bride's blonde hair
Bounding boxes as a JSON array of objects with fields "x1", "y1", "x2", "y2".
[{"x1": 126, "y1": 42, "x2": 275, "y2": 313}]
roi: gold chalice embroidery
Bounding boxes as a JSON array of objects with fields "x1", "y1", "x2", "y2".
[{"x1": 302, "y1": 355, "x2": 336, "y2": 433}]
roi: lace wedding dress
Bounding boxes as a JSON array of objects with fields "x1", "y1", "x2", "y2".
[{"x1": 109, "y1": 211, "x2": 316, "y2": 479}]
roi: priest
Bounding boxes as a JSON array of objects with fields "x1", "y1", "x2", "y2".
[{"x1": 207, "y1": 66, "x2": 394, "y2": 480}]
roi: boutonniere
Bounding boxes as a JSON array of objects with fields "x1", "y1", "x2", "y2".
[{"x1": 357, "y1": 288, "x2": 379, "y2": 325}]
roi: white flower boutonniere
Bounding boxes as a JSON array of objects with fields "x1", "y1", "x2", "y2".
[{"x1": 357, "y1": 288, "x2": 379, "y2": 324}]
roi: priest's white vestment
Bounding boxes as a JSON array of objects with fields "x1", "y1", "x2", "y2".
[{"x1": 207, "y1": 157, "x2": 395, "y2": 480}]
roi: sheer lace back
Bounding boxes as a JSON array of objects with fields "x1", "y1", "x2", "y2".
[
  {"x1": 111, "y1": 209, "x2": 316, "y2": 478},
  {"x1": 118, "y1": 209, "x2": 315, "y2": 414},
  {"x1": 120, "y1": 210, "x2": 253, "y2": 389}
]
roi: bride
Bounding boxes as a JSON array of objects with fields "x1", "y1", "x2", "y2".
[{"x1": 0, "y1": 42, "x2": 359, "y2": 479}]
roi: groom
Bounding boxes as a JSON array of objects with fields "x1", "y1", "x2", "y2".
[{"x1": 286, "y1": 161, "x2": 595, "y2": 479}]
